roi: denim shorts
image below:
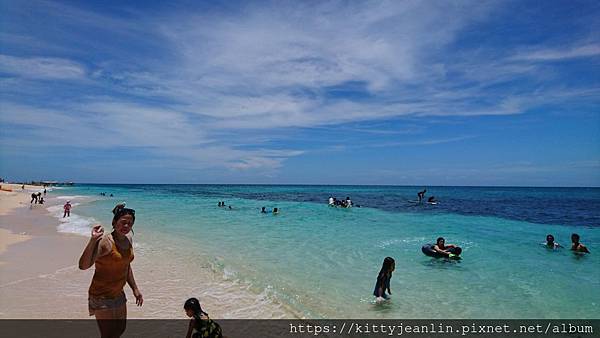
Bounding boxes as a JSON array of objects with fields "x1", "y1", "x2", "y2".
[{"x1": 88, "y1": 291, "x2": 127, "y2": 316}]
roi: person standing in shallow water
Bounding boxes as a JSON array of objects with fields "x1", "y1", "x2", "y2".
[
  {"x1": 417, "y1": 188, "x2": 427, "y2": 202},
  {"x1": 373, "y1": 257, "x2": 395, "y2": 302},
  {"x1": 79, "y1": 203, "x2": 143, "y2": 338},
  {"x1": 63, "y1": 200, "x2": 72, "y2": 217}
]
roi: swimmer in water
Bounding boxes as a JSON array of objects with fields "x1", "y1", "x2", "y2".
[
  {"x1": 543, "y1": 234, "x2": 562, "y2": 249},
  {"x1": 570, "y1": 233, "x2": 590, "y2": 253},
  {"x1": 432, "y1": 237, "x2": 458, "y2": 257}
]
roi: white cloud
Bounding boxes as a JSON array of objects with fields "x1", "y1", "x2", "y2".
[
  {"x1": 511, "y1": 43, "x2": 600, "y2": 61},
  {"x1": 0, "y1": 55, "x2": 86, "y2": 79},
  {"x1": 2, "y1": 0, "x2": 599, "y2": 176}
]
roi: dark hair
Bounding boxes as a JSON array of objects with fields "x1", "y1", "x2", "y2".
[
  {"x1": 112, "y1": 203, "x2": 136, "y2": 226},
  {"x1": 379, "y1": 256, "x2": 395, "y2": 275},
  {"x1": 436, "y1": 237, "x2": 445, "y2": 244},
  {"x1": 546, "y1": 234, "x2": 554, "y2": 241},
  {"x1": 571, "y1": 233, "x2": 580, "y2": 241},
  {"x1": 453, "y1": 247, "x2": 462, "y2": 256},
  {"x1": 184, "y1": 297, "x2": 208, "y2": 321}
]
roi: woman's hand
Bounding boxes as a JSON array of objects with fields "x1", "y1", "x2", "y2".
[
  {"x1": 133, "y1": 288, "x2": 143, "y2": 306},
  {"x1": 91, "y1": 225, "x2": 104, "y2": 240}
]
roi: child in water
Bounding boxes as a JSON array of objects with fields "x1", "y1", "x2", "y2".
[
  {"x1": 373, "y1": 257, "x2": 395, "y2": 303},
  {"x1": 184, "y1": 298, "x2": 223, "y2": 338}
]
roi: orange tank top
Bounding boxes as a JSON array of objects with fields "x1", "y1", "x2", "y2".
[{"x1": 88, "y1": 236, "x2": 134, "y2": 298}]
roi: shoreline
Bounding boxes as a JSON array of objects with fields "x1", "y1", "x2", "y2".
[
  {"x1": 0, "y1": 184, "x2": 296, "y2": 319},
  {"x1": 0, "y1": 185, "x2": 91, "y2": 318}
]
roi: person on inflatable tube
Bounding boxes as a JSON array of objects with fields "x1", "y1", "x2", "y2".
[{"x1": 422, "y1": 237, "x2": 462, "y2": 258}]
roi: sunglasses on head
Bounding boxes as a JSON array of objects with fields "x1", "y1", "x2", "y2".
[{"x1": 116, "y1": 208, "x2": 136, "y2": 216}]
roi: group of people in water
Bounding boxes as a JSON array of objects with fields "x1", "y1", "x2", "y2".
[
  {"x1": 544, "y1": 233, "x2": 590, "y2": 253},
  {"x1": 217, "y1": 201, "x2": 232, "y2": 209},
  {"x1": 374, "y1": 232, "x2": 591, "y2": 304},
  {"x1": 261, "y1": 206, "x2": 279, "y2": 214},
  {"x1": 216, "y1": 201, "x2": 281, "y2": 214},
  {"x1": 99, "y1": 192, "x2": 114, "y2": 197},
  {"x1": 76, "y1": 196, "x2": 592, "y2": 338},
  {"x1": 417, "y1": 188, "x2": 437, "y2": 203},
  {"x1": 328, "y1": 196, "x2": 354, "y2": 208}
]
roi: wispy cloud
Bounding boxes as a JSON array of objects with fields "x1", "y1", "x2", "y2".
[
  {"x1": 511, "y1": 43, "x2": 600, "y2": 61},
  {"x1": 0, "y1": 55, "x2": 86, "y2": 79},
  {"x1": 1, "y1": 0, "x2": 598, "y2": 181}
]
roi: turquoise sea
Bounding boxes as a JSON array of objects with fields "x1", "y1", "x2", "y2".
[{"x1": 46, "y1": 185, "x2": 600, "y2": 318}]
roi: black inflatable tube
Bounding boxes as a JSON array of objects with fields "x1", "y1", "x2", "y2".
[{"x1": 422, "y1": 244, "x2": 461, "y2": 258}]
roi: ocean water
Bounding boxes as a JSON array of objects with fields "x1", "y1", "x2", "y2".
[{"x1": 47, "y1": 185, "x2": 600, "y2": 318}]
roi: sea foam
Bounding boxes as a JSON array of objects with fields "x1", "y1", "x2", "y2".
[{"x1": 47, "y1": 201, "x2": 97, "y2": 237}]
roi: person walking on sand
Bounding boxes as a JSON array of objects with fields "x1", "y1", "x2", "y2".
[
  {"x1": 63, "y1": 201, "x2": 72, "y2": 217},
  {"x1": 373, "y1": 257, "x2": 395, "y2": 303},
  {"x1": 79, "y1": 203, "x2": 143, "y2": 338}
]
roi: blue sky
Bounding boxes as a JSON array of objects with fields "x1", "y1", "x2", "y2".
[{"x1": 0, "y1": 0, "x2": 599, "y2": 186}]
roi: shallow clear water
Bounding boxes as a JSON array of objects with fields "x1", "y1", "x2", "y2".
[{"x1": 50, "y1": 185, "x2": 600, "y2": 318}]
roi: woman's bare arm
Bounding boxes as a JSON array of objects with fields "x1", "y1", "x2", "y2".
[
  {"x1": 127, "y1": 265, "x2": 143, "y2": 306},
  {"x1": 78, "y1": 225, "x2": 109, "y2": 270}
]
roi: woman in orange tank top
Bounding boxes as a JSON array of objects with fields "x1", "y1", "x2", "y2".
[{"x1": 79, "y1": 203, "x2": 143, "y2": 338}]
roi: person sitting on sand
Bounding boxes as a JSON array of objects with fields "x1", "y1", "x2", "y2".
[
  {"x1": 184, "y1": 298, "x2": 223, "y2": 338},
  {"x1": 427, "y1": 196, "x2": 437, "y2": 203},
  {"x1": 38, "y1": 197, "x2": 45, "y2": 205},
  {"x1": 373, "y1": 257, "x2": 395, "y2": 302},
  {"x1": 417, "y1": 188, "x2": 427, "y2": 202},
  {"x1": 63, "y1": 201, "x2": 72, "y2": 217},
  {"x1": 571, "y1": 233, "x2": 590, "y2": 253},
  {"x1": 543, "y1": 234, "x2": 562, "y2": 249},
  {"x1": 79, "y1": 203, "x2": 143, "y2": 338},
  {"x1": 432, "y1": 237, "x2": 457, "y2": 256}
]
